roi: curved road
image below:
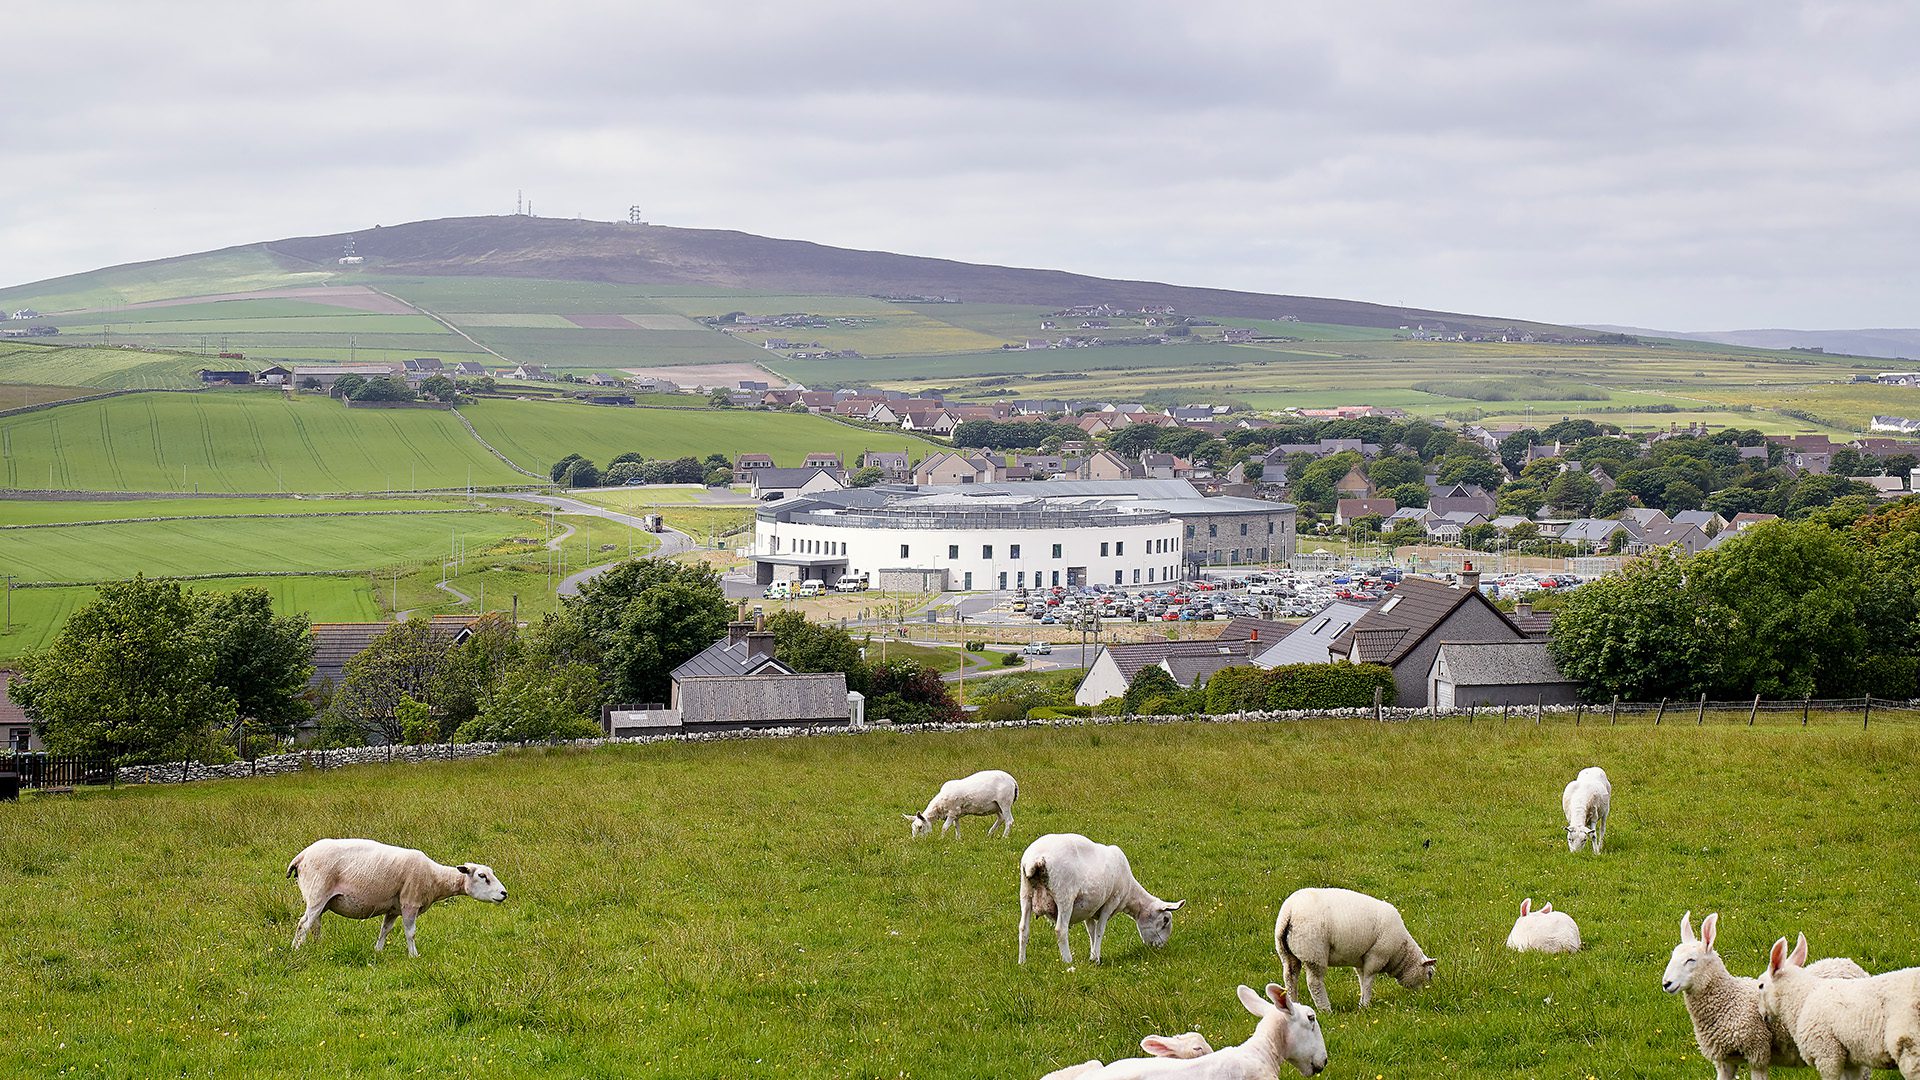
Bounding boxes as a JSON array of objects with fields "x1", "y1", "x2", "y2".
[{"x1": 492, "y1": 493, "x2": 696, "y2": 597}]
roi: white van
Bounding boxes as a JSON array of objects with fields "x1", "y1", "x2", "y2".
[
  {"x1": 834, "y1": 576, "x2": 869, "y2": 593},
  {"x1": 798, "y1": 579, "x2": 826, "y2": 597},
  {"x1": 763, "y1": 581, "x2": 793, "y2": 600}
]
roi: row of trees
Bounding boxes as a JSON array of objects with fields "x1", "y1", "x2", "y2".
[
  {"x1": 328, "y1": 373, "x2": 461, "y2": 404},
  {"x1": 548, "y1": 452, "x2": 734, "y2": 488}
]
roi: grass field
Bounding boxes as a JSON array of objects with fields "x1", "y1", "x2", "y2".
[
  {"x1": 0, "y1": 249, "x2": 332, "y2": 313},
  {"x1": 0, "y1": 718, "x2": 1913, "y2": 1077},
  {"x1": 0, "y1": 495, "x2": 475, "y2": 527},
  {"x1": 0, "y1": 575, "x2": 380, "y2": 662},
  {"x1": 0, "y1": 342, "x2": 216, "y2": 389},
  {"x1": 458, "y1": 397, "x2": 941, "y2": 470}
]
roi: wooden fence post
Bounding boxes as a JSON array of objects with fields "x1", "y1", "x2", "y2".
[
  {"x1": 1610, "y1": 694, "x2": 1619, "y2": 725},
  {"x1": 1749, "y1": 695, "x2": 1760, "y2": 726},
  {"x1": 1502, "y1": 703, "x2": 1511, "y2": 723},
  {"x1": 1655, "y1": 698, "x2": 1667, "y2": 725},
  {"x1": 1696, "y1": 693, "x2": 1707, "y2": 725},
  {"x1": 1373, "y1": 686, "x2": 1383, "y2": 723},
  {"x1": 1575, "y1": 702, "x2": 1584, "y2": 727},
  {"x1": 1535, "y1": 696, "x2": 1543, "y2": 725},
  {"x1": 1803, "y1": 698, "x2": 1810, "y2": 727},
  {"x1": 1863, "y1": 697, "x2": 1872, "y2": 730}
]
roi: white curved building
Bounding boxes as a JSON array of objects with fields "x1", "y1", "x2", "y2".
[{"x1": 754, "y1": 479, "x2": 1295, "y2": 591}]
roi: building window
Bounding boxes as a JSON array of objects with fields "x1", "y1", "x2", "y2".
[
  {"x1": 964, "y1": 572, "x2": 973, "y2": 590},
  {"x1": 948, "y1": 544, "x2": 959, "y2": 560},
  {"x1": 1268, "y1": 521, "x2": 1275, "y2": 534},
  {"x1": 1018, "y1": 571, "x2": 1026, "y2": 588},
  {"x1": 1185, "y1": 524, "x2": 1195, "y2": 538},
  {"x1": 1100, "y1": 542, "x2": 1109, "y2": 557},
  {"x1": 1114, "y1": 570, "x2": 1123, "y2": 585},
  {"x1": 1208, "y1": 524, "x2": 1218, "y2": 538},
  {"x1": 900, "y1": 544, "x2": 910, "y2": 559},
  {"x1": 999, "y1": 572, "x2": 1008, "y2": 589},
  {"x1": 983, "y1": 545, "x2": 993, "y2": 559},
  {"x1": 1052, "y1": 543, "x2": 1062, "y2": 558},
  {"x1": 1147, "y1": 567, "x2": 1155, "y2": 582},
  {"x1": 1010, "y1": 544, "x2": 1021, "y2": 559},
  {"x1": 1132, "y1": 569, "x2": 1141, "y2": 583},
  {"x1": 1051, "y1": 570, "x2": 1060, "y2": 586},
  {"x1": 1115, "y1": 541, "x2": 1124, "y2": 556},
  {"x1": 1239, "y1": 523, "x2": 1248, "y2": 536},
  {"x1": 1231, "y1": 549, "x2": 1240, "y2": 563}
]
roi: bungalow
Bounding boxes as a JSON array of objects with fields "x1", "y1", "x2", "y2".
[
  {"x1": 1325, "y1": 568, "x2": 1529, "y2": 708},
  {"x1": 402, "y1": 357, "x2": 445, "y2": 373},
  {"x1": 761, "y1": 389, "x2": 805, "y2": 408},
  {"x1": 1427, "y1": 641, "x2": 1580, "y2": 710},
  {"x1": 1254, "y1": 601, "x2": 1372, "y2": 669},
  {"x1": 1073, "y1": 638, "x2": 1261, "y2": 707},
  {"x1": 1425, "y1": 511, "x2": 1486, "y2": 543},
  {"x1": 798, "y1": 392, "x2": 838, "y2": 412},
  {"x1": 454, "y1": 361, "x2": 489, "y2": 377},
  {"x1": 1556, "y1": 518, "x2": 1630, "y2": 551},
  {"x1": 509, "y1": 364, "x2": 549, "y2": 381},
  {"x1": 1221, "y1": 327, "x2": 1255, "y2": 343},
  {"x1": 628, "y1": 376, "x2": 680, "y2": 393},
  {"x1": 605, "y1": 620, "x2": 856, "y2": 735},
  {"x1": 1335, "y1": 498, "x2": 1397, "y2": 526},
  {"x1": 802, "y1": 452, "x2": 843, "y2": 470},
  {"x1": 585, "y1": 372, "x2": 616, "y2": 386},
  {"x1": 1627, "y1": 521, "x2": 1711, "y2": 555},
  {"x1": 749, "y1": 466, "x2": 848, "y2": 501}
]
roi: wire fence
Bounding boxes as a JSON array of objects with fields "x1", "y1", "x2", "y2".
[{"x1": 1443, "y1": 695, "x2": 1920, "y2": 728}]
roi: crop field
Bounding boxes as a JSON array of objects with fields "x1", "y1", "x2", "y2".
[
  {"x1": 0, "y1": 393, "x2": 527, "y2": 493},
  {"x1": 0, "y1": 719, "x2": 1913, "y2": 1077},
  {"x1": 0, "y1": 382, "x2": 103, "y2": 409},
  {"x1": 451, "y1": 325, "x2": 763, "y2": 369},
  {"x1": 458, "y1": 397, "x2": 940, "y2": 470},
  {"x1": 0, "y1": 342, "x2": 216, "y2": 390},
  {"x1": 0, "y1": 495, "x2": 475, "y2": 527},
  {"x1": 1693, "y1": 381, "x2": 1920, "y2": 430},
  {"x1": 0, "y1": 575, "x2": 380, "y2": 663},
  {"x1": 0, "y1": 249, "x2": 332, "y2": 313}
]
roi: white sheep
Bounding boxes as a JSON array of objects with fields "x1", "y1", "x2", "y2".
[
  {"x1": 1563, "y1": 766, "x2": 1612, "y2": 853},
  {"x1": 287, "y1": 837, "x2": 507, "y2": 957},
  {"x1": 1060, "y1": 983, "x2": 1329, "y2": 1078},
  {"x1": 1506, "y1": 897, "x2": 1581, "y2": 954},
  {"x1": 1662, "y1": 912, "x2": 1867, "y2": 1080},
  {"x1": 1039, "y1": 1032, "x2": 1214, "y2": 1080},
  {"x1": 907, "y1": 769, "x2": 1018, "y2": 838},
  {"x1": 1759, "y1": 933, "x2": 1920, "y2": 1079},
  {"x1": 1274, "y1": 887, "x2": 1436, "y2": 1011},
  {"x1": 1018, "y1": 832, "x2": 1184, "y2": 965}
]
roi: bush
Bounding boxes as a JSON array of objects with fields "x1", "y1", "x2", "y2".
[
  {"x1": 1000, "y1": 652, "x2": 1023, "y2": 667},
  {"x1": 1264, "y1": 662, "x2": 1397, "y2": 710},
  {"x1": 1026, "y1": 705, "x2": 1091, "y2": 719}
]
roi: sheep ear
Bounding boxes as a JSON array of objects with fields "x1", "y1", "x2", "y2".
[
  {"x1": 1266, "y1": 982, "x2": 1290, "y2": 1010},
  {"x1": 1165, "y1": 899, "x2": 1186, "y2": 911},
  {"x1": 1789, "y1": 933, "x2": 1808, "y2": 968},
  {"x1": 1540, "y1": 902, "x2": 1553, "y2": 914},
  {"x1": 1768, "y1": 937, "x2": 1789, "y2": 974},
  {"x1": 1140, "y1": 1037, "x2": 1178, "y2": 1058},
  {"x1": 1236, "y1": 984, "x2": 1267, "y2": 1017},
  {"x1": 1520, "y1": 898, "x2": 1531, "y2": 916},
  {"x1": 1700, "y1": 912, "x2": 1718, "y2": 950},
  {"x1": 457, "y1": 864, "x2": 473, "y2": 875},
  {"x1": 1423, "y1": 957, "x2": 1438, "y2": 971},
  {"x1": 1681, "y1": 911, "x2": 1697, "y2": 944}
]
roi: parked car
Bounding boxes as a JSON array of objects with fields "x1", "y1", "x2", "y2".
[{"x1": 1022, "y1": 641, "x2": 1053, "y2": 656}]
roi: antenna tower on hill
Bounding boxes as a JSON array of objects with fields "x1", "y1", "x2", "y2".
[{"x1": 628, "y1": 205, "x2": 647, "y2": 225}]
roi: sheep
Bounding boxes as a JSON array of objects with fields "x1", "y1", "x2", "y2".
[
  {"x1": 1055, "y1": 983, "x2": 1329, "y2": 1078},
  {"x1": 1274, "y1": 887, "x2": 1436, "y2": 1011},
  {"x1": 1018, "y1": 832, "x2": 1184, "y2": 965},
  {"x1": 1759, "y1": 933, "x2": 1920, "y2": 1079},
  {"x1": 1039, "y1": 1032, "x2": 1214, "y2": 1080},
  {"x1": 286, "y1": 837, "x2": 507, "y2": 957},
  {"x1": 1563, "y1": 765, "x2": 1612, "y2": 853},
  {"x1": 1506, "y1": 897, "x2": 1581, "y2": 954},
  {"x1": 907, "y1": 769, "x2": 1018, "y2": 838},
  {"x1": 1663, "y1": 912, "x2": 1867, "y2": 1080}
]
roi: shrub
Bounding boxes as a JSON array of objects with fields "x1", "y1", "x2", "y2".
[
  {"x1": 1264, "y1": 663, "x2": 1397, "y2": 710},
  {"x1": 1027, "y1": 705, "x2": 1092, "y2": 719},
  {"x1": 1000, "y1": 652, "x2": 1023, "y2": 667}
]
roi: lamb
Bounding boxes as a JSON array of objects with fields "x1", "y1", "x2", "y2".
[
  {"x1": 1274, "y1": 887, "x2": 1436, "y2": 1011},
  {"x1": 907, "y1": 769, "x2": 1018, "y2": 838},
  {"x1": 1052, "y1": 983, "x2": 1329, "y2": 1078},
  {"x1": 1018, "y1": 832, "x2": 1184, "y2": 964},
  {"x1": 1759, "y1": 933, "x2": 1920, "y2": 1079},
  {"x1": 1039, "y1": 1032, "x2": 1214, "y2": 1080},
  {"x1": 1563, "y1": 766, "x2": 1612, "y2": 853},
  {"x1": 286, "y1": 837, "x2": 507, "y2": 957},
  {"x1": 1662, "y1": 912, "x2": 1867, "y2": 1079},
  {"x1": 1506, "y1": 897, "x2": 1581, "y2": 954}
]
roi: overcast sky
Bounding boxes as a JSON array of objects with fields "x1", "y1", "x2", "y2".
[{"x1": 3, "y1": 1, "x2": 1914, "y2": 330}]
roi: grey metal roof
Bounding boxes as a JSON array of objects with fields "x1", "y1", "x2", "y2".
[
  {"x1": 1256, "y1": 602, "x2": 1371, "y2": 667},
  {"x1": 1432, "y1": 641, "x2": 1573, "y2": 687},
  {"x1": 1096, "y1": 639, "x2": 1256, "y2": 685},
  {"x1": 752, "y1": 467, "x2": 843, "y2": 489},
  {"x1": 671, "y1": 638, "x2": 794, "y2": 679},
  {"x1": 678, "y1": 673, "x2": 850, "y2": 725}
]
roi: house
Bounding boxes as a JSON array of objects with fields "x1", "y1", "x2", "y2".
[
  {"x1": 1077, "y1": 413, "x2": 1121, "y2": 436},
  {"x1": 307, "y1": 616, "x2": 484, "y2": 708},
  {"x1": 802, "y1": 452, "x2": 843, "y2": 470},
  {"x1": 1427, "y1": 641, "x2": 1580, "y2": 710},
  {"x1": 629, "y1": 376, "x2": 680, "y2": 393},
  {"x1": 1429, "y1": 484, "x2": 1497, "y2": 518},
  {"x1": 912, "y1": 451, "x2": 1000, "y2": 485},
  {"x1": 1669, "y1": 510, "x2": 1726, "y2": 533},
  {"x1": 605, "y1": 620, "x2": 856, "y2": 735},
  {"x1": 1221, "y1": 327, "x2": 1255, "y2": 343},
  {"x1": 509, "y1": 364, "x2": 548, "y2": 381},
  {"x1": 749, "y1": 467, "x2": 847, "y2": 501},
  {"x1": 1325, "y1": 568, "x2": 1529, "y2": 708},
  {"x1": 860, "y1": 451, "x2": 911, "y2": 481},
  {"x1": 1, "y1": 669, "x2": 41, "y2": 752},
  {"x1": 901, "y1": 410, "x2": 959, "y2": 436},
  {"x1": 1255, "y1": 602, "x2": 1372, "y2": 669},
  {"x1": 584, "y1": 373, "x2": 616, "y2": 386},
  {"x1": 403, "y1": 357, "x2": 445, "y2": 374},
  {"x1": 866, "y1": 403, "x2": 904, "y2": 425},
  {"x1": 1587, "y1": 466, "x2": 1618, "y2": 493},
  {"x1": 1385, "y1": 507, "x2": 1434, "y2": 529},
  {"x1": 198, "y1": 369, "x2": 253, "y2": 386},
  {"x1": 257, "y1": 365, "x2": 293, "y2": 385},
  {"x1": 1333, "y1": 465, "x2": 1374, "y2": 499},
  {"x1": 1139, "y1": 453, "x2": 1192, "y2": 480},
  {"x1": 1069, "y1": 450, "x2": 1135, "y2": 481},
  {"x1": 1555, "y1": 518, "x2": 1630, "y2": 551},
  {"x1": 735, "y1": 453, "x2": 776, "y2": 473},
  {"x1": 798, "y1": 392, "x2": 838, "y2": 412},
  {"x1": 454, "y1": 361, "x2": 489, "y2": 377},
  {"x1": 1335, "y1": 498, "x2": 1397, "y2": 526},
  {"x1": 1727, "y1": 512, "x2": 1780, "y2": 532},
  {"x1": 1425, "y1": 511, "x2": 1486, "y2": 543},
  {"x1": 1073, "y1": 639, "x2": 1261, "y2": 707},
  {"x1": 1628, "y1": 521, "x2": 1711, "y2": 555},
  {"x1": 761, "y1": 389, "x2": 804, "y2": 408},
  {"x1": 1506, "y1": 598, "x2": 1555, "y2": 638},
  {"x1": 1860, "y1": 475, "x2": 1908, "y2": 499}
]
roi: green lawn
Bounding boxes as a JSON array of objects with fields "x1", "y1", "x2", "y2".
[
  {"x1": 0, "y1": 574, "x2": 379, "y2": 662},
  {"x1": 0, "y1": 719, "x2": 1912, "y2": 1077},
  {"x1": 0, "y1": 392, "x2": 528, "y2": 492},
  {"x1": 459, "y1": 397, "x2": 941, "y2": 470}
]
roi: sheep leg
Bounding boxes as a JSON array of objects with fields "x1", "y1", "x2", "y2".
[
  {"x1": 1358, "y1": 968, "x2": 1375, "y2": 1007},
  {"x1": 1055, "y1": 899, "x2": 1076, "y2": 964},
  {"x1": 292, "y1": 903, "x2": 326, "y2": 949},
  {"x1": 1018, "y1": 895, "x2": 1032, "y2": 965},
  {"x1": 374, "y1": 914, "x2": 398, "y2": 952},
  {"x1": 1088, "y1": 913, "x2": 1110, "y2": 965},
  {"x1": 998, "y1": 805, "x2": 1013, "y2": 837},
  {"x1": 1593, "y1": 808, "x2": 1607, "y2": 853},
  {"x1": 1304, "y1": 963, "x2": 1332, "y2": 1012},
  {"x1": 401, "y1": 909, "x2": 421, "y2": 958},
  {"x1": 1713, "y1": 1059, "x2": 1735, "y2": 1080},
  {"x1": 1280, "y1": 946, "x2": 1302, "y2": 1002}
]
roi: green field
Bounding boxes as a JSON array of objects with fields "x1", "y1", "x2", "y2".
[
  {"x1": 0, "y1": 495, "x2": 475, "y2": 527},
  {"x1": 0, "y1": 575, "x2": 380, "y2": 662},
  {"x1": 0, "y1": 341, "x2": 216, "y2": 390},
  {"x1": 459, "y1": 397, "x2": 941, "y2": 470},
  {"x1": 1, "y1": 718, "x2": 1913, "y2": 1077},
  {"x1": 0, "y1": 249, "x2": 331, "y2": 313}
]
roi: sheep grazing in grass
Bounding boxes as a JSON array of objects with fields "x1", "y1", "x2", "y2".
[
  {"x1": 1039, "y1": 1032, "x2": 1214, "y2": 1080},
  {"x1": 1759, "y1": 933, "x2": 1920, "y2": 1080},
  {"x1": 1057, "y1": 984, "x2": 1329, "y2": 1079},
  {"x1": 1274, "y1": 887, "x2": 1436, "y2": 1011},
  {"x1": 1018, "y1": 833, "x2": 1184, "y2": 965},
  {"x1": 1662, "y1": 912, "x2": 1867, "y2": 1079},
  {"x1": 907, "y1": 769, "x2": 1018, "y2": 838},
  {"x1": 287, "y1": 838, "x2": 507, "y2": 957},
  {"x1": 1506, "y1": 897, "x2": 1581, "y2": 954},
  {"x1": 1563, "y1": 766, "x2": 1612, "y2": 853}
]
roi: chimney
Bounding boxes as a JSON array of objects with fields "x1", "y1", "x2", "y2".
[
  {"x1": 1516, "y1": 599, "x2": 1533, "y2": 618},
  {"x1": 1458, "y1": 561, "x2": 1481, "y2": 591},
  {"x1": 745, "y1": 630, "x2": 776, "y2": 661},
  {"x1": 726, "y1": 620, "x2": 752, "y2": 647}
]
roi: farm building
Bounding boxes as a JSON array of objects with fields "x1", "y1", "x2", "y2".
[
  {"x1": 1426, "y1": 641, "x2": 1581, "y2": 710},
  {"x1": 603, "y1": 620, "x2": 859, "y2": 734}
]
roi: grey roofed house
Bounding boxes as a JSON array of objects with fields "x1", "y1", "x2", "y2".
[
  {"x1": 1629, "y1": 521, "x2": 1710, "y2": 555},
  {"x1": 308, "y1": 615, "x2": 483, "y2": 691},
  {"x1": 749, "y1": 466, "x2": 848, "y2": 499},
  {"x1": 1255, "y1": 601, "x2": 1372, "y2": 668},
  {"x1": 454, "y1": 361, "x2": 488, "y2": 376},
  {"x1": 1427, "y1": 640, "x2": 1581, "y2": 709},
  {"x1": 1505, "y1": 599, "x2": 1556, "y2": 638},
  {"x1": 1073, "y1": 638, "x2": 1259, "y2": 706},
  {"x1": 1669, "y1": 510, "x2": 1726, "y2": 531},
  {"x1": 671, "y1": 624, "x2": 794, "y2": 680},
  {"x1": 677, "y1": 673, "x2": 850, "y2": 727},
  {"x1": 1556, "y1": 518, "x2": 1629, "y2": 547},
  {"x1": 1429, "y1": 484, "x2": 1497, "y2": 517},
  {"x1": 1325, "y1": 570, "x2": 1528, "y2": 708},
  {"x1": 1621, "y1": 507, "x2": 1669, "y2": 528}
]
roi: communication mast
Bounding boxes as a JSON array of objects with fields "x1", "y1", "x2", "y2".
[
  {"x1": 338, "y1": 236, "x2": 364, "y2": 266},
  {"x1": 628, "y1": 205, "x2": 647, "y2": 225}
]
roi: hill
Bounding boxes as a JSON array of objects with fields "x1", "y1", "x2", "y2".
[
  {"x1": 5, "y1": 214, "x2": 1570, "y2": 334},
  {"x1": 1586, "y1": 324, "x2": 1920, "y2": 362}
]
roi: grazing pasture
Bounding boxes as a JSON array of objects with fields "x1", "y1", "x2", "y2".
[
  {"x1": 0, "y1": 575, "x2": 380, "y2": 662},
  {"x1": 0, "y1": 342, "x2": 215, "y2": 390},
  {"x1": 0, "y1": 719, "x2": 1911, "y2": 1077}
]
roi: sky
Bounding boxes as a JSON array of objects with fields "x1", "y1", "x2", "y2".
[{"x1": 2, "y1": 1, "x2": 1915, "y2": 330}]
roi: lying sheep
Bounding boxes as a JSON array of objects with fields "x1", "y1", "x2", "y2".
[
  {"x1": 1563, "y1": 766, "x2": 1612, "y2": 853},
  {"x1": 1275, "y1": 887, "x2": 1436, "y2": 1011},
  {"x1": 1039, "y1": 1032, "x2": 1214, "y2": 1080},
  {"x1": 1506, "y1": 897, "x2": 1581, "y2": 954},
  {"x1": 287, "y1": 837, "x2": 507, "y2": 957},
  {"x1": 1760, "y1": 933, "x2": 1920, "y2": 1079},
  {"x1": 907, "y1": 769, "x2": 1017, "y2": 838},
  {"x1": 1061, "y1": 983, "x2": 1328, "y2": 1078},
  {"x1": 1663, "y1": 912, "x2": 1867, "y2": 1080},
  {"x1": 1018, "y1": 832, "x2": 1184, "y2": 964}
]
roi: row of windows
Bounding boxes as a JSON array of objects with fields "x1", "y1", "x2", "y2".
[{"x1": 1183, "y1": 519, "x2": 1289, "y2": 540}]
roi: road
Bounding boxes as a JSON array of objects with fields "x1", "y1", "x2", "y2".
[{"x1": 491, "y1": 492, "x2": 695, "y2": 597}]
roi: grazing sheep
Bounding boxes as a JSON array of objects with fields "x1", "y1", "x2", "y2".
[
  {"x1": 1274, "y1": 887, "x2": 1436, "y2": 1011},
  {"x1": 1061, "y1": 983, "x2": 1328, "y2": 1078},
  {"x1": 1506, "y1": 897, "x2": 1581, "y2": 954},
  {"x1": 1563, "y1": 766, "x2": 1612, "y2": 853},
  {"x1": 1663, "y1": 912, "x2": 1867, "y2": 1080},
  {"x1": 1018, "y1": 833, "x2": 1184, "y2": 965},
  {"x1": 287, "y1": 838, "x2": 507, "y2": 957},
  {"x1": 907, "y1": 769, "x2": 1018, "y2": 838},
  {"x1": 1759, "y1": 933, "x2": 1920, "y2": 1080},
  {"x1": 1039, "y1": 1032, "x2": 1214, "y2": 1080}
]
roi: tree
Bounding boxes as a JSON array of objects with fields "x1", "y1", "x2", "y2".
[
  {"x1": 603, "y1": 461, "x2": 646, "y2": 485},
  {"x1": 1507, "y1": 521, "x2": 1541, "y2": 544},
  {"x1": 1693, "y1": 521, "x2": 1877, "y2": 697},
  {"x1": 351, "y1": 376, "x2": 415, "y2": 402},
  {"x1": 705, "y1": 466, "x2": 735, "y2": 487},
  {"x1": 431, "y1": 612, "x2": 522, "y2": 732},
  {"x1": 1496, "y1": 485, "x2": 1546, "y2": 518},
  {"x1": 327, "y1": 618, "x2": 456, "y2": 744},
  {"x1": 197, "y1": 587, "x2": 315, "y2": 744},
  {"x1": 1203, "y1": 665, "x2": 1267, "y2": 714},
  {"x1": 1381, "y1": 482, "x2": 1428, "y2": 508},
  {"x1": 567, "y1": 559, "x2": 732, "y2": 704},
  {"x1": 549, "y1": 453, "x2": 584, "y2": 483},
  {"x1": 1365, "y1": 454, "x2": 1423, "y2": 490},
  {"x1": 708, "y1": 389, "x2": 734, "y2": 407},
  {"x1": 848, "y1": 466, "x2": 883, "y2": 488},
  {"x1": 12, "y1": 577, "x2": 239, "y2": 763},
  {"x1": 1460, "y1": 523, "x2": 1500, "y2": 550},
  {"x1": 1154, "y1": 428, "x2": 1212, "y2": 458},
  {"x1": 456, "y1": 660, "x2": 602, "y2": 743},
  {"x1": 418, "y1": 374, "x2": 457, "y2": 402},
  {"x1": 1105, "y1": 424, "x2": 1160, "y2": 456},
  {"x1": 561, "y1": 458, "x2": 600, "y2": 488},
  {"x1": 867, "y1": 660, "x2": 961, "y2": 724},
  {"x1": 1437, "y1": 452, "x2": 1503, "y2": 489},
  {"x1": 1594, "y1": 489, "x2": 1634, "y2": 517},
  {"x1": 1385, "y1": 519, "x2": 1427, "y2": 547},
  {"x1": 1498, "y1": 430, "x2": 1540, "y2": 474},
  {"x1": 1660, "y1": 479, "x2": 1706, "y2": 513},
  {"x1": 1547, "y1": 549, "x2": 1728, "y2": 700},
  {"x1": 766, "y1": 610, "x2": 868, "y2": 693},
  {"x1": 1545, "y1": 471, "x2": 1602, "y2": 515},
  {"x1": 1122, "y1": 665, "x2": 1185, "y2": 714}
]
